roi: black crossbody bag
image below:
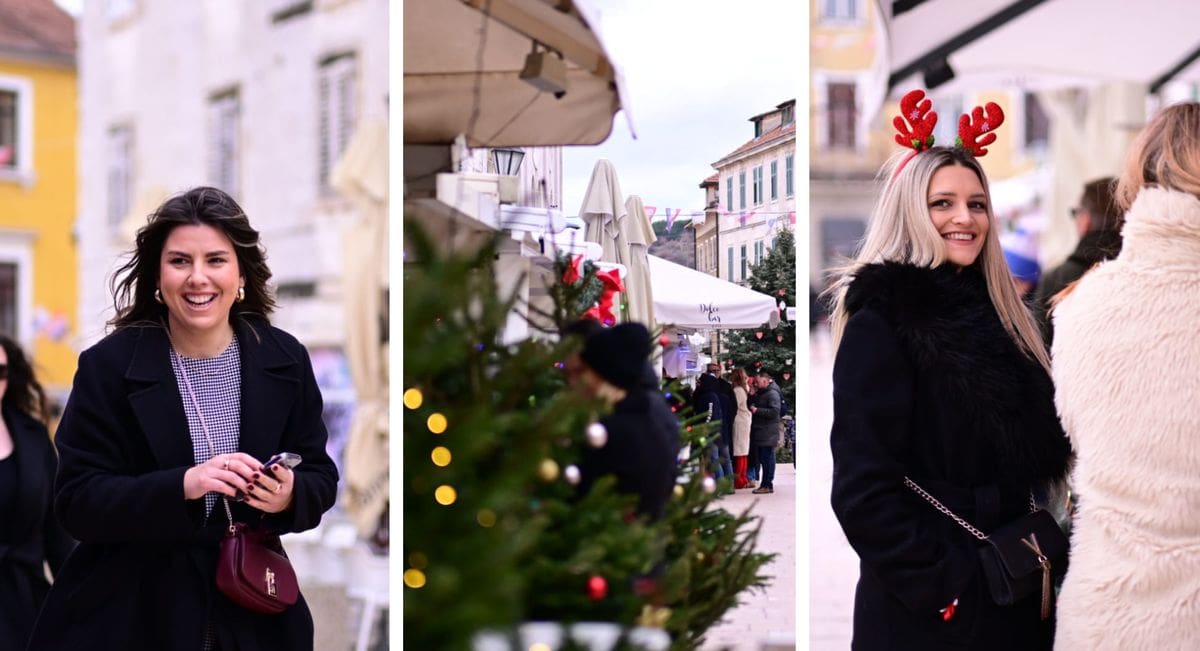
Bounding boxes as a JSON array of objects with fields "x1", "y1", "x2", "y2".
[{"x1": 904, "y1": 477, "x2": 1068, "y2": 620}]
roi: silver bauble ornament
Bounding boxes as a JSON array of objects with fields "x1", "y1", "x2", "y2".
[{"x1": 586, "y1": 423, "x2": 608, "y2": 448}]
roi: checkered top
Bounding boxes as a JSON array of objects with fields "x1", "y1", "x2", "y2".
[{"x1": 169, "y1": 336, "x2": 242, "y2": 518}]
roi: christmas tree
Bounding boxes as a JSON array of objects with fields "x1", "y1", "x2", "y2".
[
  {"x1": 403, "y1": 222, "x2": 774, "y2": 650},
  {"x1": 722, "y1": 226, "x2": 797, "y2": 444}
]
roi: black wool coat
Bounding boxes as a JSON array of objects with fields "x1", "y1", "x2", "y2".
[
  {"x1": 0, "y1": 408, "x2": 74, "y2": 650},
  {"x1": 830, "y1": 262, "x2": 1071, "y2": 651},
  {"x1": 27, "y1": 319, "x2": 339, "y2": 651},
  {"x1": 578, "y1": 387, "x2": 680, "y2": 521}
]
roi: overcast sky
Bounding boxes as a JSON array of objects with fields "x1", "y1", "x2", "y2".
[
  {"x1": 54, "y1": 0, "x2": 80, "y2": 15},
  {"x1": 562, "y1": 0, "x2": 800, "y2": 221}
]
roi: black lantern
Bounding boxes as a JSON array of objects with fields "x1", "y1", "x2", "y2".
[{"x1": 491, "y1": 146, "x2": 526, "y2": 176}]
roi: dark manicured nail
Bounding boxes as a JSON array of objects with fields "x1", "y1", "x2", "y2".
[{"x1": 252, "y1": 473, "x2": 260, "y2": 480}]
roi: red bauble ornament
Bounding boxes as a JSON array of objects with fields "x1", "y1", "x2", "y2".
[
  {"x1": 755, "y1": 331, "x2": 764, "y2": 340},
  {"x1": 776, "y1": 335, "x2": 784, "y2": 343},
  {"x1": 755, "y1": 361, "x2": 763, "y2": 368},
  {"x1": 587, "y1": 575, "x2": 608, "y2": 600},
  {"x1": 659, "y1": 335, "x2": 671, "y2": 347}
]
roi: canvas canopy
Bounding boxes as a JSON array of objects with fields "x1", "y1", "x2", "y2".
[{"x1": 647, "y1": 255, "x2": 779, "y2": 330}]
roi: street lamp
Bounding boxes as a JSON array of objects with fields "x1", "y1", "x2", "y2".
[{"x1": 491, "y1": 146, "x2": 526, "y2": 176}]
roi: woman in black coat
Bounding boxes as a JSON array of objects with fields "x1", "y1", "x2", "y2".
[
  {"x1": 825, "y1": 95, "x2": 1071, "y2": 650},
  {"x1": 27, "y1": 187, "x2": 338, "y2": 651},
  {"x1": 0, "y1": 335, "x2": 73, "y2": 649}
]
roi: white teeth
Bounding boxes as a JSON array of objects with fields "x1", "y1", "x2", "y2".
[
  {"x1": 184, "y1": 295, "x2": 216, "y2": 306},
  {"x1": 944, "y1": 233, "x2": 974, "y2": 241}
]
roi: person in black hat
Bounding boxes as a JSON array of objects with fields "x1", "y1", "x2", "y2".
[{"x1": 566, "y1": 322, "x2": 680, "y2": 520}]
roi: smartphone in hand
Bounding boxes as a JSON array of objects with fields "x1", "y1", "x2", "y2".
[{"x1": 261, "y1": 452, "x2": 302, "y2": 479}]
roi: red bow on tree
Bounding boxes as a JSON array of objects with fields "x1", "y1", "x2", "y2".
[
  {"x1": 562, "y1": 255, "x2": 584, "y2": 285},
  {"x1": 583, "y1": 268, "x2": 624, "y2": 326}
]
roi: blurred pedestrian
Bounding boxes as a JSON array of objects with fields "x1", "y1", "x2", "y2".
[
  {"x1": 825, "y1": 92, "x2": 1071, "y2": 649},
  {"x1": 749, "y1": 369, "x2": 782, "y2": 495},
  {"x1": 1052, "y1": 102, "x2": 1200, "y2": 649},
  {"x1": 1034, "y1": 176, "x2": 1123, "y2": 346},
  {"x1": 1000, "y1": 227, "x2": 1041, "y2": 300},
  {"x1": 568, "y1": 322, "x2": 680, "y2": 521},
  {"x1": 27, "y1": 187, "x2": 339, "y2": 650},
  {"x1": 730, "y1": 368, "x2": 753, "y2": 489},
  {"x1": 0, "y1": 335, "x2": 74, "y2": 650},
  {"x1": 705, "y1": 361, "x2": 735, "y2": 485},
  {"x1": 692, "y1": 372, "x2": 726, "y2": 481}
]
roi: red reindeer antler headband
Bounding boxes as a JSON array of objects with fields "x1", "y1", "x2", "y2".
[{"x1": 892, "y1": 89, "x2": 1005, "y2": 176}]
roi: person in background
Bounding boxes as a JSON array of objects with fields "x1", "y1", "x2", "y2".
[
  {"x1": 1052, "y1": 102, "x2": 1200, "y2": 649},
  {"x1": 0, "y1": 335, "x2": 74, "y2": 650},
  {"x1": 1034, "y1": 176, "x2": 1123, "y2": 346},
  {"x1": 706, "y1": 361, "x2": 735, "y2": 488},
  {"x1": 692, "y1": 372, "x2": 725, "y2": 481},
  {"x1": 1000, "y1": 227, "x2": 1041, "y2": 300},
  {"x1": 825, "y1": 91, "x2": 1071, "y2": 649},
  {"x1": 749, "y1": 369, "x2": 782, "y2": 495},
  {"x1": 27, "y1": 187, "x2": 339, "y2": 650},
  {"x1": 729, "y1": 368, "x2": 753, "y2": 489},
  {"x1": 568, "y1": 322, "x2": 680, "y2": 521}
]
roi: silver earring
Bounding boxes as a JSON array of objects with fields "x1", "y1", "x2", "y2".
[
  {"x1": 154, "y1": 288, "x2": 163, "y2": 304},
  {"x1": 236, "y1": 287, "x2": 246, "y2": 303}
]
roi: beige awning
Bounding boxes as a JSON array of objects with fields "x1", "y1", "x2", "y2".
[{"x1": 403, "y1": 0, "x2": 631, "y2": 147}]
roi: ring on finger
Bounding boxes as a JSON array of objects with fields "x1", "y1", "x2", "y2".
[{"x1": 274, "y1": 483, "x2": 282, "y2": 494}]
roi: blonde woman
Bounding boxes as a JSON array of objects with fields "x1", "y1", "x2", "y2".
[
  {"x1": 730, "y1": 368, "x2": 752, "y2": 489},
  {"x1": 826, "y1": 92, "x2": 1072, "y2": 650},
  {"x1": 1052, "y1": 102, "x2": 1200, "y2": 649}
]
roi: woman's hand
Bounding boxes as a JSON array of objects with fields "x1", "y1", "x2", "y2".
[
  {"x1": 182, "y1": 452, "x2": 264, "y2": 501},
  {"x1": 243, "y1": 462, "x2": 295, "y2": 514}
]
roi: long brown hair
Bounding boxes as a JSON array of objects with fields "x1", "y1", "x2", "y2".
[
  {"x1": 1117, "y1": 101, "x2": 1200, "y2": 209},
  {"x1": 109, "y1": 187, "x2": 276, "y2": 331},
  {"x1": 730, "y1": 367, "x2": 749, "y2": 390}
]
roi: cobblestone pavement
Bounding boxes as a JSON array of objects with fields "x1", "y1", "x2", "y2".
[
  {"x1": 808, "y1": 330, "x2": 858, "y2": 650},
  {"x1": 702, "y1": 463, "x2": 797, "y2": 651}
]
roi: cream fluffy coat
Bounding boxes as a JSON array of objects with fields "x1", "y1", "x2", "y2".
[{"x1": 1052, "y1": 187, "x2": 1200, "y2": 650}]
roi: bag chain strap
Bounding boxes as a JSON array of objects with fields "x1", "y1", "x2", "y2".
[
  {"x1": 172, "y1": 345, "x2": 236, "y2": 534},
  {"x1": 903, "y1": 476, "x2": 1038, "y2": 542}
]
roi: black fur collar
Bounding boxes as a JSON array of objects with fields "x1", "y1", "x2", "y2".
[{"x1": 846, "y1": 262, "x2": 1071, "y2": 482}]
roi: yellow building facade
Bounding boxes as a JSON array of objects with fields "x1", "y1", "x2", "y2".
[{"x1": 0, "y1": 3, "x2": 78, "y2": 405}]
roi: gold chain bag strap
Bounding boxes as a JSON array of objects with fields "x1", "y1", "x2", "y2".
[
  {"x1": 173, "y1": 345, "x2": 299, "y2": 614},
  {"x1": 904, "y1": 476, "x2": 1068, "y2": 620}
]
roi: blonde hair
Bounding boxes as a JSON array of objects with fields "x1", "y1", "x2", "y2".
[
  {"x1": 825, "y1": 146, "x2": 1051, "y2": 371},
  {"x1": 1116, "y1": 101, "x2": 1200, "y2": 210}
]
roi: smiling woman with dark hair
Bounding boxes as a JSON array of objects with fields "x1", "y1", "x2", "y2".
[
  {"x1": 0, "y1": 334, "x2": 74, "y2": 650},
  {"x1": 28, "y1": 187, "x2": 338, "y2": 651}
]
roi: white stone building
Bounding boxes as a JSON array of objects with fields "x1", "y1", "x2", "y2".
[
  {"x1": 76, "y1": 0, "x2": 388, "y2": 357},
  {"x1": 711, "y1": 100, "x2": 796, "y2": 286}
]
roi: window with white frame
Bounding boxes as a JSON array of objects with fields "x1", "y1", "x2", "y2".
[
  {"x1": 208, "y1": 89, "x2": 241, "y2": 199},
  {"x1": 752, "y1": 166, "x2": 763, "y2": 205},
  {"x1": 0, "y1": 262, "x2": 16, "y2": 338},
  {"x1": 318, "y1": 52, "x2": 357, "y2": 191},
  {"x1": 828, "y1": 82, "x2": 858, "y2": 150},
  {"x1": 0, "y1": 231, "x2": 34, "y2": 346},
  {"x1": 0, "y1": 75, "x2": 32, "y2": 178},
  {"x1": 770, "y1": 161, "x2": 778, "y2": 201},
  {"x1": 786, "y1": 154, "x2": 794, "y2": 196},
  {"x1": 107, "y1": 125, "x2": 134, "y2": 228}
]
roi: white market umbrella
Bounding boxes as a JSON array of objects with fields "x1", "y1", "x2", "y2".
[
  {"x1": 330, "y1": 118, "x2": 390, "y2": 537},
  {"x1": 579, "y1": 158, "x2": 630, "y2": 279},
  {"x1": 404, "y1": 0, "x2": 632, "y2": 147},
  {"x1": 622, "y1": 195, "x2": 656, "y2": 331},
  {"x1": 647, "y1": 255, "x2": 778, "y2": 330}
]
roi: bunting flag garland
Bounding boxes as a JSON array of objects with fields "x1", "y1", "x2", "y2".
[{"x1": 665, "y1": 208, "x2": 682, "y2": 231}]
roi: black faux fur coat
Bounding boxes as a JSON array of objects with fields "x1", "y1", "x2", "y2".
[{"x1": 830, "y1": 262, "x2": 1072, "y2": 651}]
